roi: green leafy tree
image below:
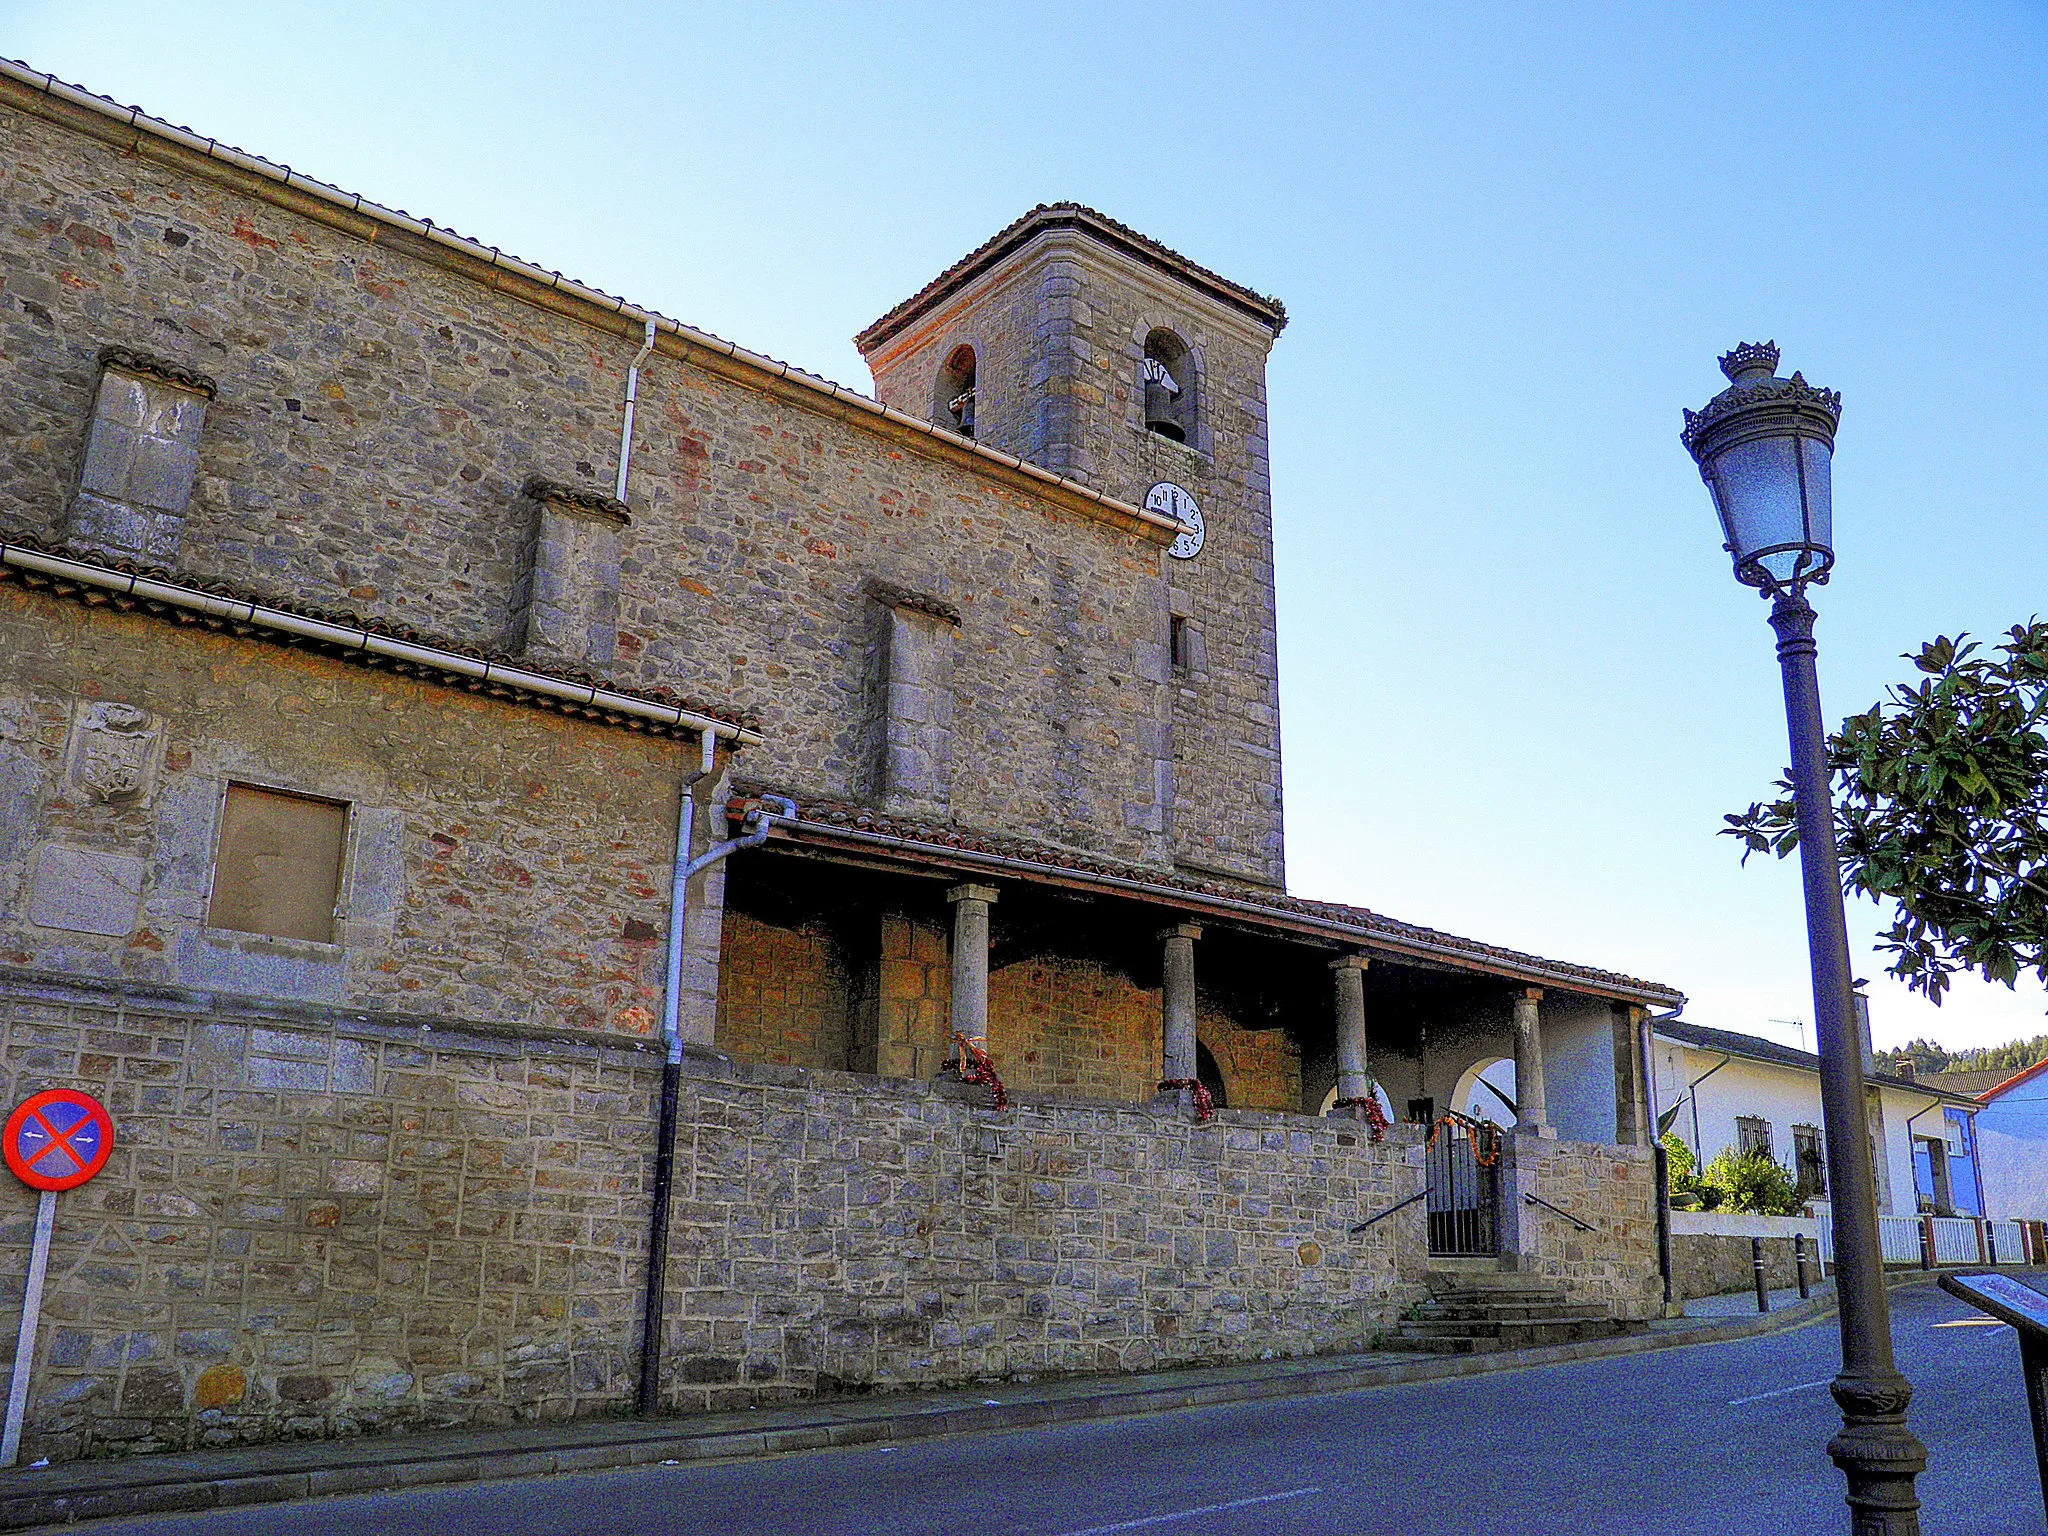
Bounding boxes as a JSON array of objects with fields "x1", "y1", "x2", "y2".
[
  {"x1": 1946, "y1": 1032, "x2": 2048, "y2": 1074},
  {"x1": 1700, "y1": 1147, "x2": 1805, "y2": 1217},
  {"x1": 1726, "y1": 623, "x2": 2048, "y2": 1007},
  {"x1": 1875, "y1": 1038, "x2": 1950, "y2": 1076}
]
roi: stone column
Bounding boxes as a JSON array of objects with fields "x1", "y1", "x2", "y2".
[
  {"x1": 946, "y1": 884, "x2": 998, "y2": 1052},
  {"x1": 1512, "y1": 987, "x2": 1553, "y2": 1138},
  {"x1": 1158, "y1": 923, "x2": 1202, "y2": 1089},
  {"x1": 1330, "y1": 955, "x2": 1372, "y2": 1115},
  {"x1": 1612, "y1": 1004, "x2": 1651, "y2": 1146}
]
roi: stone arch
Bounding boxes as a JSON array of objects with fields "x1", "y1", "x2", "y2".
[
  {"x1": 933, "y1": 339, "x2": 979, "y2": 438},
  {"x1": 1450, "y1": 1055, "x2": 1517, "y2": 1128},
  {"x1": 1134, "y1": 324, "x2": 1205, "y2": 451},
  {"x1": 1316, "y1": 1080, "x2": 1395, "y2": 1122}
]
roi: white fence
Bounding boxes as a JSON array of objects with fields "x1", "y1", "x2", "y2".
[
  {"x1": 1929, "y1": 1216, "x2": 1980, "y2": 1264},
  {"x1": 1813, "y1": 1211, "x2": 2031, "y2": 1267},
  {"x1": 1988, "y1": 1218, "x2": 2028, "y2": 1265},
  {"x1": 1879, "y1": 1214, "x2": 1924, "y2": 1265}
]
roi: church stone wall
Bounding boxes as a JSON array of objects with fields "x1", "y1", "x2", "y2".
[
  {"x1": 0, "y1": 977, "x2": 1426, "y2": 1464},
  {"x1": 0, "y1": 92, "x2": 1175, "y2": 872}
]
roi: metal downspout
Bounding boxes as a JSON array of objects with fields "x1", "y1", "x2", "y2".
[
  {"x1": 636, "y1": 768, "x2": 793, "y2": 1416},
  {"x1": 616, "y1": 319, "x2": 656, "y2": 502}
]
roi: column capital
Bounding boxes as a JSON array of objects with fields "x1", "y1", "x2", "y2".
[
  {"x1": 1517, "y1": 986, "x2": 1545, "y2": 1003},
  {"x1": 1329, "y1": 953, "x2": 1370, "y2": 975},
  {"x1": 947, "y1": 883, "x2": 1000, "y2": 906},
  {"x1": 1159, "y1": 922, "x2": 1203, "y2": 943}
]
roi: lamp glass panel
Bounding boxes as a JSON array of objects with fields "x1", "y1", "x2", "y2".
[
  {"x1": 1798, "y1": 435, "x2": 1834, "y2": 555},
  {"x1": 1709, "y1": 435, "x2": 1805, "y2": 563}
]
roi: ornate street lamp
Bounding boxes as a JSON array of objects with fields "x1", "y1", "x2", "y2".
[{"x1": 1684, "y1": 342, "x2": 1927, "y2": 1534}]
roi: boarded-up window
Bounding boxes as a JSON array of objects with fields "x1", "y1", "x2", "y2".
[{"x1": 207, "y1": 784, "x2": 348, "y2": 943}]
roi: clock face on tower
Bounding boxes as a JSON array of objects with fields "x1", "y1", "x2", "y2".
[{"x1": 1148, "y1": 481, "x2": 1206, "y2": 561}]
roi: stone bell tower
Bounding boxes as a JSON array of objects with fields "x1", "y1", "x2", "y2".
[{"x1": 856, "y1": 204, "x2": 1288, "y2": 889}]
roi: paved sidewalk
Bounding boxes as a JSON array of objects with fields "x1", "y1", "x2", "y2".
[{"x1": 0, "y1": 1272, "x2": 1964, "y2": 1531}]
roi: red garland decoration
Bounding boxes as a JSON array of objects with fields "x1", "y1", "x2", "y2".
[
  {"x1": 1333, "y1": 1094, "x2": 1389, "y2": 1143},
  {"x1": 945, "y1": 1032, "x2": 1009, "y2": 1111},
  {"x1": 1424, "y1": 1113, "x2": 1503, "y2": 1167},
  {"x1": 1158, "y1": 1078, "x2": 1215, "y2": 1123}
]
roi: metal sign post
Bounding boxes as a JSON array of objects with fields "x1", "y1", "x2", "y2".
[
  {"x1": 1940, "y1": 1271, "x2": 2048, "y2": 1525},
  {"x1": 0, "y1": 1088, "x2": 115, "y2": 1469}
]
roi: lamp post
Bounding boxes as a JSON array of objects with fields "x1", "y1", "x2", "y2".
[{"x1": 1683, "y1": 343, "x2": 1927, "y2": 1534}]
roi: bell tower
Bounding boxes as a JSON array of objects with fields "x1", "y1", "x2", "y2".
[{"x1": 857, "y1": 204, "x2": 1288, "y2": 889}]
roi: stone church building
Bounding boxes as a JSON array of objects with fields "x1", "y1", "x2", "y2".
[{"x1": 0, "y1": 59, "x2": 1681, "y2": 1460}]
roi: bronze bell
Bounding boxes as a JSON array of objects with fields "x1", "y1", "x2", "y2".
[{"x1": 1143, "y1": 368, "x2": 1184, "y2": 442}]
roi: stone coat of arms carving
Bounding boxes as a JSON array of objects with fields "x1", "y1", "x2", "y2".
[{"x1": 65, "y1": 701, "x2": 164, "y2": 808}]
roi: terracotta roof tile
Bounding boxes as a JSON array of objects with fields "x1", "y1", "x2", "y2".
[
  {"x1": 855, "y1": 203, "x2": 1288, "y2": 353},
  {"x1": 738, "y1": 789, "x2": 1681, "y2": 1004}
]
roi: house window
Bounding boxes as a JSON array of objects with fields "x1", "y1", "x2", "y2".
[
  {"x1": 936, "y1": 344, "x2": 976, "y2": 438},
  {"x1": 1141, "y1": 329, "x2": 1196, "y2": 444},
  {"x1": 1735, "y1": 1116, "x2": 1772, "y2": 1158},
  {"x1": 208, "y1": 783, "x2": 348, "y2": 944},
  {"x1": 1169, "y1": 615, "x2": 1191, "y2": 673},
  {"x1": 1944, "y1": 1116, "x2": 1965, "y2": 1156},
  {"x1": 1406, "y1": 1096, "x2": 1435, "y2": 1125},
  {"x1": 1792, "y1": 1124, "x2": 1826, "y2": 1196}
]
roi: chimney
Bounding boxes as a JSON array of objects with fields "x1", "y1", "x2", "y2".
[
  {"x1": 1852, "y1": 991, "x2": 1875, "y2": 1075},
  {"x1": 1895, "y1": 1059, "x2": 1916, "y2": 1083}
]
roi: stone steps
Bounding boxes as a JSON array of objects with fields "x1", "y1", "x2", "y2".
[{"x1": 1382, "y1": 1274, "x2": 1644, "y2": 1356}]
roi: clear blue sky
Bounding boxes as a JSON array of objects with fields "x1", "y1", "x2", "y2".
[{"x1": 12, "y1": 2, "x2": 2045, "y2": 1054}]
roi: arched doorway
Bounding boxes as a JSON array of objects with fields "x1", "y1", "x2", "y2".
[{"x1": 1451, "y1": 1056, "x2": 1517, "y2": 1129}]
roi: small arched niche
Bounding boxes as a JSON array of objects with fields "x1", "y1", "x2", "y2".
[
  {"x1": 935, "y1": 344, "x2": 977, "y2": 438},
  {"x1": 1140, "y1": 329, "x2": 1196, "y2": 445}
]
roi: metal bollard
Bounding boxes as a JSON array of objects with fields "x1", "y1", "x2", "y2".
[
  {"x1": 1988, "y1": 1224, "x2": 1999, "y2": 1266},
  {"x1": 1752, "y1": 1235, "x2": 1771, "y2": 1313},
  {"x1": 1795, "y1": 1233, "x2": 1811, "y2": 1300},
  {"x1": 1921, "y1": 1220, "x2": 1936, "y2": 1271}
]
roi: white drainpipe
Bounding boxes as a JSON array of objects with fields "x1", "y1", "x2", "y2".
[{"x1": 616, "y1": 319, "x2": 656, "y2": 502}]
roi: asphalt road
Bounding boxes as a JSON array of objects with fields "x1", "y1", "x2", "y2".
[{"x1": 76, "y1": 1282, "x2": 2044, "y2": 1536}]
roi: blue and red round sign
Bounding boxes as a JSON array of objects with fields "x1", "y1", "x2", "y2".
[{"x1": 3, "y1": 1089, "x2": 114, "y2": 1192}]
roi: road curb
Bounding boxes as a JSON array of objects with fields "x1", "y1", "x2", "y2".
[{"x1": 0, "y1": 1275, "x2": 1951, "y2": 1529}]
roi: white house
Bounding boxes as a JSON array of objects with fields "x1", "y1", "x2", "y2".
[{"x1": 1648, "y1": 1016, "x2": 1980, "y2": 1218}]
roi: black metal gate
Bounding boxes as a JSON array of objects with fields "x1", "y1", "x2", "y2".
[{"x1": 1426, "y1": 1114, "x2": 1500, "y2": 1256}]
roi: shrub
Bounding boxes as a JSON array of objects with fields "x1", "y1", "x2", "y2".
[{"x1": 1699, "y1": 1147, "x2": 1805, "y2": 1216}]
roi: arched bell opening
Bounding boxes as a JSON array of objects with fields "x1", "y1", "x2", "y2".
[
  {"x1": 1141, "y1": 329, "x2": 1196, "y2": 444},
  {"x1": 1195, "y1": 1040, "x2": 1228, "y2": 1110},
  {"x1": 936, "y1": 344, "x2": 977, "y2": 438}
]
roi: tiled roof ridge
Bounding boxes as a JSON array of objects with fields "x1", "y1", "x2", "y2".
[
  {"x1": 0, "y1": 532, "x2": 753, "y2": 731},
  {"x1": 733, "y1": 787, "x2": 1679, "y2": 999},
  {"x1": 855, "y1": 202, "x2": 1289, "y2": 352}
]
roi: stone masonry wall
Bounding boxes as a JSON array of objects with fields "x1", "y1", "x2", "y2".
[
  {"x1": 715, "y1": 924, "x2": 1303, "y2": 1113},
  {"x1": 0, "y1": 584, "x2": 680, "y2": 1038},
  {"x1": 1512, "y1": 1136, "x2": 1661, "y2": 1321},
  {"x1": 711, "y1": 913, "x2": 850, "y2": 1072},
  {"x1": 0, "y1": 91, "x2": 1182, "y2": 874},
  {"x1": 0, "y1": 976, "x2": 1427, "y2": 1463},
  {"x1": 860, "y1": 234, "x2": 1285, "y2": 887},
  {"x1": 1670, "y1": 1233, "x2": 1809, "y2": 1303}
]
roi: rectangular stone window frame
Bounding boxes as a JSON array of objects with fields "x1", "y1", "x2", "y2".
[{"x1": 201, "y1": 779, "x2": 355, "y2": 950}]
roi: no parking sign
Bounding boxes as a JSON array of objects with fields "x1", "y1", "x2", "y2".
[
  {"x1": 1, "y1": 1087, "x2": 114, "y2": 1467},
  {"x1": 3, "y1": 1089, "x2": 113, "y2": 1193}
]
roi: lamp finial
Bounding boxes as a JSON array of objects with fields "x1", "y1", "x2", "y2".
[{"x1": 1718, "y1": 341, "x2": 1780, "y2": 384}]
